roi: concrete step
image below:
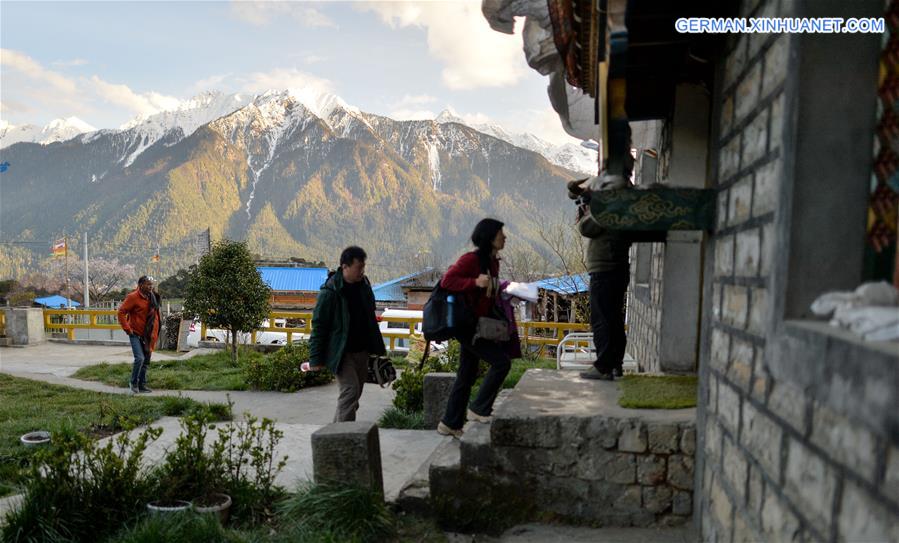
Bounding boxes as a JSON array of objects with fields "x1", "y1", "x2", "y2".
[{"x1": 394, "y1": 435, "x2": 453, "y2": 514}]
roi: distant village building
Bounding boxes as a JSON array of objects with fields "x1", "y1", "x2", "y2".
[
  {"x1": 372, "y1": 268, "x2": 440, "y2": 310},
  {"x1": 257, "y1": 267, "x2": 329, "y2": 309}
]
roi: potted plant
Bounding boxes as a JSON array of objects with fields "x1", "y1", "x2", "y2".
[
  {"x1": 19, "y1": 430, "x2": 50, "y2": 447},
  {"x1": 150, "y1": 414, "x2": 230, "y2": 520}
]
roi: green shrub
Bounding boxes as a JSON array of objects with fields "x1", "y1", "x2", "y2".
[
  {"x1": 377, "y1": 407, "x2": 426, "y2": 429},
  {"x1": 391, "y1": 368, "x2": 425, "y2": 412},
  {"x1": 155, "y1": 413, "x2": 226, "y2": 503},
  {"x1": 109, "y1": 513, "x2": 242, "y2": 543},
  {"x1": 243, "y1": 343, "x2": 334, "y2": 392},
  {"x1": 278, "y1": 482, "x2": 395, "y2": 543},
  {"x1": 3, "y1": 425, "x2": 162, "y2": 543}
]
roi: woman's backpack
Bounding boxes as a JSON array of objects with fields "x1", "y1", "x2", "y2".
[{"x1": 422, "y1": 281, "x2": 473, "y2": 343}]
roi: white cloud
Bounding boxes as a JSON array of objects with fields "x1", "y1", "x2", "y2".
[
  {"x1": 1, "y1": 49, "x2": 78, "y2": 94},
  {"x1": 237, "y1": 67, "x2": 335, "y2": 95},
  {"x1": 230, "y1": 1, "x2": 337, "y2": 28},
  {"x1": 389, "y1": 108, "x2": 436, "y2": 120},
  {"x1": 359, "y1": 1, "x2": 526, "y2": 90},
  {"x1": 51, "y1": 58, "x2": 88, "y2": 68},
  {"x1": 89, "y1": 76, "x2": 181, "y2": 117},
  {"x1": 390, "y1": 94, "x2": 437, "y2": 109},
  {"x1": 191, "y1": 73, "x2": 234, "y2": 93}
]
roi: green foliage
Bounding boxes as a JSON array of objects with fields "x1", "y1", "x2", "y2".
[
  {"x1": 391, "y1": 368, "x2": 426, "y2": 413},
  {"x1": 0, "y1": 374, "x2": 221, "y2": 498},
  {"x1": 243, "y1": 343, "x2": 334, "y2": 392},
  {"x1": 158, "y1": 267, "x2": 195, "y2": 299},
  {"x1": 73, "y1": 350, "x2": 263, "y2": 391},
  {"x1": 107, "y1": 513, "x2": 244, "y2": 543},
  {"x1": 156, "y1": 413, "x2": 227, "y2": 502},
  {"x1": 183, "y1": 240, "x2": 272, "y2": 362},
  {"x1": 278, "y1": 482, "x2": 395, "y2": 543},
  {"x1": 377, "y1": 407, "x2": 426, "y2": 430},
  {"x1": 618, "y1": 375, "x2": 698, "y2": 409},
  {"x1": 2, "y1": 425, "x2": 162, "y2": 543}
]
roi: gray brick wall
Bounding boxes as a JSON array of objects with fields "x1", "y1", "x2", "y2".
[{"x1": 698, "y1": 0, "x2": 898, "y2": 541}]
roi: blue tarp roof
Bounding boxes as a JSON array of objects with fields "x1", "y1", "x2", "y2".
[
  {"x1": 372, "y1": 268, "x2": 434, "y2": 302},
  {"x1": 534, "y1": 273, "x2": 589, "y2": 295},
  {"x1": 33, "y1": 295, "x2": 81, "y2": 307},
  {"x1": 257, "y1": 267, "x2": 330, "y2": 292}
]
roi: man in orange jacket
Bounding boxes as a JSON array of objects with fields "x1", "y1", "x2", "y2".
[{"x1": 117, "y1": 276, "x2": 161, "y2": 394}]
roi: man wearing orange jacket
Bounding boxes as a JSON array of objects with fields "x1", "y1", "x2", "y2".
[{"x1": 117, "y1": 276, "x2": 161, "y2": 394}]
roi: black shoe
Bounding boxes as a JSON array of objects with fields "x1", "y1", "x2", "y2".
[
  {"x1": 613, "y1": 367, "x2": 624, "y2": 378},
  {"x1": 138, "y1": 385, "x2": 153, "y2": 393},
  {"x1": 129, "y1": 383, "x2": 138, "y2": 394},
  {"x1": 580, "y1": 368, "x2": 614, "y2": 381}
]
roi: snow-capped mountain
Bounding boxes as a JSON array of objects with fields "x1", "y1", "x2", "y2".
[
  {"x1": 0, "y1": 117, "x2": 96, "y2": 148},
  {"x1": 434, "y1": 109, "x2": 597, "y2": 174}
]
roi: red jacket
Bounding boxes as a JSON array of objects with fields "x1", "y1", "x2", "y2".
[
  {"x1": 440, "y1": 251, "x2": 500, "y2": 318},
  {"x1": 117, "y1": 289, "x2": 161, "y2": 351}
]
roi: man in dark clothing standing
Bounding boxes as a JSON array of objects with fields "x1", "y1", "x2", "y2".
[
  {"x1": 117, "y1": 276, "x2": 161, "y2": 394},
  {"x1": 305, "y1": 246, "x2": 386, "y2": 422},
  {"x1": 572, "y1": 183, "x2": 632, "y2": 381}
]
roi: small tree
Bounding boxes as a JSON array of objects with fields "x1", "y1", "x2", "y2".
[{"x1": 183, "y1": 240, "x2": 271, "y2": 363}]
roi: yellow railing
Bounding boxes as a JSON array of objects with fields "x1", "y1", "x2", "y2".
[
  {"x1": 43, "y1": 309, "x2": 119, "y2": 340},
  {"x1": 0, "y1": 311, "x2": 6, "y2": 337},
  {"x1": 41, "y1": 308, "x2": 591, "y2": 352}
]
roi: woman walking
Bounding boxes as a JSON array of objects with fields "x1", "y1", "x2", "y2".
[{"x1": 438, "y1": 218, "x2": 512, "y2": 438}]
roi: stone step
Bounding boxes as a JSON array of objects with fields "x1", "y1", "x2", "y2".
[{"x1": 394, "y1": 435, "x2": 454, "y2": 514}]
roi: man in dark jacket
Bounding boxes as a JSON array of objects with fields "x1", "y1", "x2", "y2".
[
  {"x1": 306, "y1": 246, "x2": 386, "y2": 422},
  {"x1": 573, "y1": 183, "x2": 632, "y2": 381}
]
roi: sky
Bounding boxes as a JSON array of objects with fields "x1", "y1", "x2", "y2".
[{"x1": 0, "y1": 0, "x2": 577, "y2": 145}]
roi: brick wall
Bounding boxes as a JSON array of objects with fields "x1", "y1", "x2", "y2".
[
  {"x1": 698, "y1": 0, "x2": 898, "y2": 541},
  {"x1": 626, "y1": 242, "x2": 664, "y2": 372}
]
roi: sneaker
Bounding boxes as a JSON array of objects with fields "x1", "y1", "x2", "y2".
[
  {"x1": 437, "y1": 421, "x2": 463, "y2": 439},
  {"x1": 137, "y1": 385, "x2": 153, "y2": 393},
  {"x1": 467, "y1": 409, "x2": 492, "y2": 424},
  {"x1": 580, "y1": 368, "x2": 614, "y2": 381}
]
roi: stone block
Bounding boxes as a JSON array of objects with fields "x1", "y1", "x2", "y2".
[
  {"x1": 717, "y1": 188, "x2": 730, "y2": 229},
  {"x1": 715, "y1": 235, "x2": 734, "y2": 277},
  {"x1": 422, "y1": 372, "x2": 455, "y2": 429},
  {"x1": 647, "y1": 424, "x2": 679, "y2": 454},
  {"x1": 710, "y1": 477, "x2": 734, "y2": 536},
  {"x1": 783, "y1": 438, "x2": 837, "y2": 528},
  {"x1": 721, "y1": 94, "x2": 734, "y2": 136},
  {"x1": 810, "y1": 402, "x2": 878, "y2": 484},
  {"x1": 717, "y1": 382, "x2": 742, "y2": 435},
  {"x1": 723, "y1": 437, "x2": 748, "y2": 502},
  {"x1": 884, "y1": 445, "x2": 899, "y2": 504},
  {"x1": 577, "y1": 450, "x2": 636, "y2": 484},
  {"x1": 735, "y1": 63, "x2": 762, "y2": 123},
  {"x1": 752, "y1": 159, "x2": 781, "y2": 217},
  {"x1": 491, "y1": 415, "x2": 560, "y2": 448},
  {"x1": 724, "y1": 36, "x2": 747, "y2": 89},
  {"x1": 311, "y1": 421, "x2": 383, "y2": 498},
  {"x1": 637, "y1": 455, "x2": 667, "y2": 485},
  {"x1": 673, "y1": 490, "x2": 693, "y2": 516},
  {"x1": 748, "y1": 287, "x2": 770, "y2": 336},
  {"x1": 728, "y1": 176, "x2": 753, "y2": 225},
  {"x1": 720, "y1": 135, "x2": 742, "y2": 181},
  {"x1": 534, "y1": 475, "x2": 590, "y2": 518},
  {"x1": 767, "y1": 381, "x2": 806, "y2": 434},
  {"x1": 584, "y1": 416, "x2": 621, "y2": 449},
  {"x1": 680, "y1": 425, "x2": 696, "y2": 455},
  {"x1": 735, "y1": 228, "x2": 761, "y2": 277},
  {"x1": 761, "y1": 488, "x2": 801, "y2": 541},
  {"x1": 762, "y1": 35, "x2": 789, "y2": 97},
  {"x1": 769, "y1": 94, "x2": 784, "y2": 154},
  {"x1": 723, "y1": 285, "x2": 749, "y2": 329},
  {"x1": 642, "y1": 485, "x2": 673, "y2": 514},
  {"x1": 747, "y1": 464, "x2": 764, "y2": 520},
  {"x1": 759, "y1": 222, "x2": 774, "y2": 275},
  {"x1": 728, "y1": 338, "x2": 754, "y2": 393},
  {"x1": 4, "y1": 308, "x2": 46, "y2": 345},
  {"x1": 741, "y1": 402, "x2": 781, "y2": 479},
  {"x1": 618, "y1": 420, "x2": 647, "y2": 453},
  {"x1": 711, "y1": 328, "x2": 731, "y2": 373},
  {"x1": 668, "y1": 454, "x2": 694, "y2": 490},
  {"x1": 741, "y1": 110, "x2": 768, "y2": 167},
  {"x1": 838, "y1": 480, "x2": 896, "y2": 543}
]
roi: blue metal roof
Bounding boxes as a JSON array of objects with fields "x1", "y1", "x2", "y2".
[
  {"x1": 257, "y1": 267, "x2": 330, "y2": 292},
  {"x1": 534, "y1": 273, "x2": 590, "y2": 295},
  {"x1": 34, "y1": 295, "x2": 81, "y2": 307},
  {"x1": 372, "y1": 268, "x2": 433, "y2": 302}
]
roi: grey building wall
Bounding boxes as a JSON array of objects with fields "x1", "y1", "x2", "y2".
[{"x1": 697, "y1": 0, "x2": 898, "y2": 541}]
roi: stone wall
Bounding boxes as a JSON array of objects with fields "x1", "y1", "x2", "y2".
[
  {"x1": 430, "y1": 371, "x2": 696, "y2": 531},
  {"x1": 626, "y1": 241, "x2": 664, "y2": 372},
  {"x1": 697, "y1": 0, "x2": 898, "y2": 541}
]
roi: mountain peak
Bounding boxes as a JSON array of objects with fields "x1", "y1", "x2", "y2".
[{"x1": 435, "y1": 109, "x2": 465, "y2": 124}]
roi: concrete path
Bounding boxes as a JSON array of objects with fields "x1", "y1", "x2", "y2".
[{"x1": 0, "y1": 343, "x2": 395, "y2": 424}]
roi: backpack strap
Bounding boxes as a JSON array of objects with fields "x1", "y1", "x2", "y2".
[{"x1": 418, "y1": 340, "x2": 431, "y2": 371}]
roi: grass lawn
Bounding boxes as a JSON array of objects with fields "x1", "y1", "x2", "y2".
[
  {"x1": 0, "y1": 373, "x2": 229, "y2": 497},
  {"x1": 73, "y1": 349, "x2": 265, "y2": 391},
  {"x1": 617, "y1": 374, "x2": 698, "y2": 409}
]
